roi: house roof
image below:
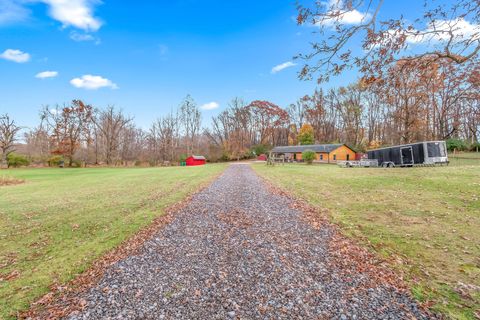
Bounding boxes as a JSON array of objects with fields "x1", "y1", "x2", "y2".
[
  {"x1": 189, "y1": 155, "x2": 206, "y2": 160},
  {"x1": 271, "y1": 144, "x2": 347, "y2": 154}
]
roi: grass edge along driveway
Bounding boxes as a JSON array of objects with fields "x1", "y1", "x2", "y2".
[
  {"x1": 0, "y1": 164, "x2": 226, "y2": 319},
  {"x1": 253, "y1": 163, "x2": 480, "y2": 320}
]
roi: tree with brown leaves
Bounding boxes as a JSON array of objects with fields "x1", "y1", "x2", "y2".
[
  {"x1": 245, "y1": 100, "x2": 290, "y2": 146},
  {"x1": 41, "y1": 100, "x2": 93, "y2": 167},
  {"x1": 296, "y1": 0, "x2": 480, "y2": 83}
]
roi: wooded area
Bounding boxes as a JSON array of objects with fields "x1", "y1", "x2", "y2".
[{"x1": 1, "y1": 59, "x2": 479, "y2": 168}]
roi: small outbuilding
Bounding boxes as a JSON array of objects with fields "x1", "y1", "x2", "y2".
[
  {"x1": 257, "y1": 154, "x2": 267, "y2": 161},
  {"x1": 185, "y1": 155, "x2": 206, "y2": 166}
]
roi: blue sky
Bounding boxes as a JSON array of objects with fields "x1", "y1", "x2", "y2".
[{"x1": 0, "y1": 0, "x2": 469, "y2": 129}]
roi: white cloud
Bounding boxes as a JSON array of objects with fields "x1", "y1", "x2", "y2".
[
  {"x1": 42, "y1": 0, "x2": 102, "y2": 31},
  {"x1": 200, "y1": 102, "x2": 220, "y2": 110},
  {"x1": 0, "y1": 0, "x2": 102, "y2": 31},
  {"x1": 317, "y1": 0, "x2": 371, "y2": 27},
  {"x1": 70, "y1": 75, "x2": 118, "y2": 90},
  {"x1": 271, "y1": 61, "x2": 297, "y2": 74},
  {"x1": 0, "y1": 49, "x2": 30, "y2": 63},
  {"x1": 377, "y1": 18, "x2": 480, "y2": 49},
  {"x1": 423, "y1": 18, "x2": 480, "y2": 43},
  {"x1": 35, "y1": 71, "x2": 58, "y2": 79},
  {"x1": 69, "y1": 31, "x2": 101, "y2": 44},
  {"x1": 70, "y1": 31, "x2": 93, "y2": 41},
  {"x1": 0, "y1": 0, "x2": 30, "y2": 25}
]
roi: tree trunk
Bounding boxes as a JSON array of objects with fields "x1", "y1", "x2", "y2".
[{"x1": 0, "y1": 152, "x2": 7, "y2": 169}]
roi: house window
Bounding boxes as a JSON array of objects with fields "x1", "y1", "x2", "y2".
[
  {"x1": 333, "y1": 154, "x2": 337, "y2": 160},
  {"x1": 320, "y1": 154, "x2": 323, "y2": 160}
]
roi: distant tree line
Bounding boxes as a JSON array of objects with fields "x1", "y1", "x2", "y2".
[{"x1": 1, "y1": 59, "x2": 478, "y2": 168}]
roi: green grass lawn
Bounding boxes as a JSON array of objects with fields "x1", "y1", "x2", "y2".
[
  {"x1": 253, "y1": 162, "x2": 480, "y2": 319},
  {"x1": 0, "y1": 165, "x2": 226, "y2": 319},
  {"x1": 449, "y1": 152, "x2": 480, "y2": 167}
]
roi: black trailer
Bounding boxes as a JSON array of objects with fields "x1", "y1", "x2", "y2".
[{"x1": 367, "y1": 141, "x2": 448, "y2": 167}]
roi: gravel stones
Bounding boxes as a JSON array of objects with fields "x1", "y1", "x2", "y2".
[{"x1": 68, "y1": 164, "x2": 431, "y2": 320}]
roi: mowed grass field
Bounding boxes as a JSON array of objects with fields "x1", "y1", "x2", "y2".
[
  {"x1": 0, "y1": 165, "x2": 226, "y2": 319},
  {"x1": 253, "y1": 159, "x2": 480, "y2": 319}
]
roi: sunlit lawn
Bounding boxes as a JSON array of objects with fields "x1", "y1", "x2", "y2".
[
  {"x1": 0, "y1": 164, "x2": 226, "y2": 319},
  {"x1": 254, "y1": 161, "x2": 480, "y2": 319}
]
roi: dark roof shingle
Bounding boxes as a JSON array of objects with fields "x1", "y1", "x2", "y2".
[{"x1": 271, "y1": 144, "x2": 344, "y2": 154}]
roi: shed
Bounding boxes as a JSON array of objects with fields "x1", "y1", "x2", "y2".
[
  {"x1": 185, "y1": 155, "x2": 206, "y2": 166},
  {"x1": 257, "y1": 154, "x2": 267, "y2": 161}
]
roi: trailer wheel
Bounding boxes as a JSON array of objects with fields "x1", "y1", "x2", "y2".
[{"x1": 387, "y1": 162, "x2": 395, "y2": 168}]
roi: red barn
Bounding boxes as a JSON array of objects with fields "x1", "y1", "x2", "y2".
[{"x1": 185, "y1": 155, "x2": 206, "y2": 166}]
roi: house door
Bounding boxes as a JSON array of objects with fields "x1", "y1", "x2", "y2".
[
  {"x1": 346, "y1": 154, "x2": 350, "y2": 161},
  {"x1": 401, "y1": 147, "x2": 413, "y2": 165}
]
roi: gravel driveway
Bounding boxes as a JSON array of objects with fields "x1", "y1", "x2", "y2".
[{"x1": 69, "y1": 164, "x2": 429, "y2": 320}]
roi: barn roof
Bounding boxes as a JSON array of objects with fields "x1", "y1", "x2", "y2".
[
  {"x1": 190, "y1": 155, "x2": 206, "y2": 160},
  {"x1": 271, "y1": 144, "x2": 346, "y2": 154}
]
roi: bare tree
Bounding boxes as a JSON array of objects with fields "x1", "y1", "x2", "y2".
[
  {"x1": 332, "y1": 84, "x2": 365, "y2": 147},
  {"x1": 287, "y1": 96, "x2": 309, "y2": 144},
  {"x1": 93, "y1": 106, "x2": 133, "y2": 165},
  {"x1": 0, "y1": 114, "x2": 21, "y2": 168},
  {"x1": 179, "y1": 95, "x2": 201, "y2": 155},
  {"x1": 23, "y1": 125, "x2": 51, "y2": 163},
  {"x1": 150, "y1": 111, "x2": 180, "y2": 163},
  {"x1": 119, "y1": 125, "x2": 147, "y2": 165}
]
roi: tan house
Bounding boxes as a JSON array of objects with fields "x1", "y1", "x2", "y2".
[{"x1": 271, "y1": 144, "x2": 356, "y2": 163}]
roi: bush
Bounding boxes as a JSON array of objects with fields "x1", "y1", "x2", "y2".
[
  {"x1": 7, "y1": 153, "x2": 30, "y2": 168},
  {"x1": 178, "y1": 154, "x2": 188, "y2": 162},
  {"x1": 48, "y1": 155, "x2": 64, "y2": 167},
  {"x1": 302, "y1": 150, "x2": 316, "y2": 164},
  {"x1": 469, "y1": 141, "x2": 480, "y2": 152},
  {"x1": 71, "y1": 159, "x2": 83, "y2": 168},
  {"x1": 251, "y1": 144, "x2": 268, "y2": 157},
  {"x1": 446, "y1": 138, "x2": 468, "y2": 152},
  {"x1": 219, "y1": 153, "x2": 230, "y2": 162}
]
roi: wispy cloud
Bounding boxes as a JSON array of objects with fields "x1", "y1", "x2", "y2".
[
  {"x1": 271, "y1": 61, "x2": 296, "y2": 74},
  {"x1": 372, "y1": 18, "x2": 480, "y2": 51},
  {"x1": 0, "y1": 0, "x2": 102, "y2": 32},
  {"x1": 70, "y1": 75, "x2": 118, "y2": 90},
  {"x1": 316, "y1": 0, "x2": 371, "y2": 27},
  {"x1": 35, "y1": 71, "x2": 58, "y2": 79},
  {"x1": 411, "y1": 18, "x2": 480, "y2": 44},
  {"x1": 200, "y1": 102, "x2": 220, "y2": 110},
  {"x1": 0, "y1": 0, "x2": 30, "y2": 25},
  {"x1": 70, "y1": 31, "x2": 101, "y2": 44},
  {"x1": 0, "y1": 49, "x2": 30, "y2": 63}
]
